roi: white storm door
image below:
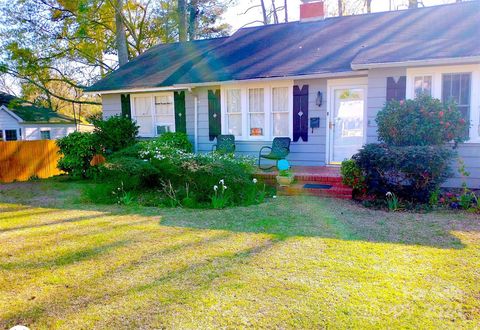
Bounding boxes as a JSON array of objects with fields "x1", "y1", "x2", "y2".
[{"x1": 329, "y1": 86, "x2": 366, "y2": 164}]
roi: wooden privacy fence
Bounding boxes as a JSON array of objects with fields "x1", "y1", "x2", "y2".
[{"x1": 0, "y1": 140, "x2": 62, "y2": 183}]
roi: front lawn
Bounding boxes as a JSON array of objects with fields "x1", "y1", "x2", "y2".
[{"x1": 0, "y1": 180, "x2": 479, "y2": 329}]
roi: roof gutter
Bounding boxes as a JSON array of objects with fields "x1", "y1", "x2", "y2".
[
  {"x1": 84, "y1": 86, "x2": 189, "y2": 96},
  {"x1": 351, "y1": 56, "x2": 480, "y2": 70},
  {"x1": 84, "y1": 71, "x2": 369, "y2": 95}
]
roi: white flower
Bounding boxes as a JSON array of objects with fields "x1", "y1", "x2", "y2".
[
  {"x1": 252, "y1": 178, "x2": 258, "y2": 184},
  {"x1": 213, "y1": 185, "x2": 218, "y2": 191},
  {"x1": 386, "y1": 192, "x2": 393, "y2": 197},
  {"x1": 219, "y1": 179, "x2": 225, "y2": 185},
  {"x1": 272, "y1": 195, "x2": 277, "y2": 199},
  {"x1": 223, "y1": 186, "x2": 227, "y2": 190}
]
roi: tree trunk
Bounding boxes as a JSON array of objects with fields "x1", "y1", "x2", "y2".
[
  {"x1": 188, "y1": 0, "x2": 199, "y2": 40},
  {"x1": 260, "y1": 0, "x2": 268, "y2": 24},
  {"x1": 365, "y1": 0, "x2": 372, "y2": 13},
  {"x1": 271, "y1": 0, "x2": 279, "y2": 24},
  {"x1": 408, "y1": 0, "x2": 418, "y2": 8},
  {"x1": 114, "y1": 0, "x2": 128, "y2": 66},
  {"x1": 178, "y1": 0, "x2": 187, "y2": 41},
  {"x1": 338, "y1": 0, "x2": 343, "y2": 16},
  {"x1": 284, "y1": 0, "x2": 288, "y2": 22}
]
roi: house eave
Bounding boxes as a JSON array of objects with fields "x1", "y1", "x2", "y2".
[
  {"x1": 84, "y1": 86, "x2": 189, "y2": 96},
  {"x1": 85, "y1": 71, "x2": 370, "y2": 95},
  {"x1": 0, "y1": 105, "x2": 24, "y2": 122},
  {"x1": 351, "y1": 56, "x2": 480, "y2": 70}
]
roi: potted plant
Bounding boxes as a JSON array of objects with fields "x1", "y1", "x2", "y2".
[{"x1": 276, "y1": 169, "x2": 294, "y2": 186}]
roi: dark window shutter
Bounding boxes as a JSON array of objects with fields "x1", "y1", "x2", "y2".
[
  {"x1": 208, "y1": 89, "x2": 221, "y2": 141},
  {"x1": 386, "y1": 76, "x2": 406, "y2": 101},
  {"x1": 121, "y1": 94, "x2": 131, "y2": 118},
  {"x1": 174, "y1": 91, "x2": 187, "y2": 133},
  {"x1": 293, "y1": 85, "x2": 309, "y2": 142}
]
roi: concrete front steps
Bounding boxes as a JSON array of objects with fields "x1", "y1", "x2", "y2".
[{"x1": 255, "y1": 166, "x2": 353, "y2": 199}]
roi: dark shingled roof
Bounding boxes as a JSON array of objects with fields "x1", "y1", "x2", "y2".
[
  {"x1": 86, "y1": 1, "x2": 480, "y2": 92},
  {"x1": 0, "y1": 92, "x2": 75, "y2": 124}
]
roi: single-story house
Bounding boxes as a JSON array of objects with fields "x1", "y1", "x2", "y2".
[
  {"x1": 85, "y1": 0, "x2": 480, "y2": 188},
  {"x1": 0, "y1": 92, "x2": 76, "y2": 141}
]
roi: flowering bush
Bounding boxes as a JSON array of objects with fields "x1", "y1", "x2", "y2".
[
  {"x1": 376, "y1": 95, "x2": 468, "y2": 146},
  {"x1": 432, "y1": 188, "x2": 479, "y2": 212},
  {"x1": 139, "y1": 133, "x2": 192, "y2": 159}
]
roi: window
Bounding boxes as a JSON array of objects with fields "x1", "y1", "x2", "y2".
[
  {"x1": 414, "y1": 75, "x2": 432, "y2": 97},
  {"x1": 5, "y1": 129, "x2": 18, "y2": 141},
  {"x1": 222, "y1": 84, "x2": 292, "y2": 140},
  {"x1": 248, "y1": 88, "x2": 265, "y2": 137},
  {"x1": 226, "y1": 89, "x2": 242, "y2": 136},
  {"x1": 131, "y1": 92, "x2": 175, "y2": 137},
  {"x1": 442, "y1": 73, "x2": 471, "y2": 136},
  {"x1": 154, "y1": 95, "x2": 175, "y2": 133},
  {"x1": 40, "y1": 130, "x2": 51, "y2": 140},
  {"x1": 272, "y1": 87, "x2": 289, "y2": 137},
  {"x1": 0, "y1": 130, "x2": 3, "y2": 141}
]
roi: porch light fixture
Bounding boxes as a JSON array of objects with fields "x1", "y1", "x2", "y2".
[{"x1": 316, "y1": 91, "x2": 323, "y2": 107}]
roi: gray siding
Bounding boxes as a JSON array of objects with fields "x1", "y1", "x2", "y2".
[
  {"x1": 0, "y1": 107, "x2": 21, "y2": 130},
  {"x1": 366, "y1": 67, "x2": 406, "y2": 143},
  {"x1": 101, "y1": 94, "x2": 122, "y2": 119},
  {"x1": 445, "y1": 144, "x2": 480, "y2": 189},
  {"x1": 291, "y1": 78, "x2": 327, "y2": 165},
  {"x1": 195, "y1": 81, "x2": 327, "y2": 166},
  {"x1": 185, "y1": 91, "x2": 196, "y2": 146},
  {"x1": 196, "y1": 86, "x2": 216, "y2": 153},
  {"x1": 366, "y1": 67, "x2": 480, "y2": 189}
]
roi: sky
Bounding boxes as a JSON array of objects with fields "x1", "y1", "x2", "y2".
[{"x1": 223, "y1": 0, "x2": 462, "y2": 32}]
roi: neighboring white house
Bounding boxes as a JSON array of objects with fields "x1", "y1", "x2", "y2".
[
  {"x1": 85, "y1": 1, "x2": 480, "y2": 188},
  {"x1": 0, "y1": 92, "x2": 76, "y2": 141}
]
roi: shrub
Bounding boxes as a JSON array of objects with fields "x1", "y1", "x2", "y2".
[
  {"x1": 57, "y1": 132, "x2": 100, "y2": 178},
  {"x1": 92, "y1": 115, "x2": 139, "y2": 155},
  {"x1": 153, "y1": 132, "x2": 192, "y2": 152},
  {"x1": 340, "y1": 159, "x2": 366, "y2": 196},
  {"x1": 376, "y1": 95, "x2": 468, "y2": 146},
  {"x1": 353, "y1": 144, "x2": 455, "y2": 202},
  {"x1": 109, "y1": 142, "x2": 145, "y2": 160},
  {"x1": 141, "y1": 147, "x2": 261, "y2": 206},
  {"x1": 96, "y1": 156, "x2": 160, "y2": 191}
]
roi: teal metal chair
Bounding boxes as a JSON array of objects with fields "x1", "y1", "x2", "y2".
[
  {"x1": 212, "y1": 134, "x2": 236, "y2": 154},
  {"x1": 258, "y1": 137, "x2": 291, "y2": 170}
]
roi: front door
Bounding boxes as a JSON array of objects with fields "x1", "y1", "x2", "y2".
[{"x1": 328, "y1": 86, "x2": 366, "y2": 164}]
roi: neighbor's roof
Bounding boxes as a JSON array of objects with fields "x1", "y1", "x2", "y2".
[
  {"x1": 86, "y1": 1, "x2": 480, "y2": 93},
  {"x1": 0, "y1": 92, "x2": 75, "y2": 124}
]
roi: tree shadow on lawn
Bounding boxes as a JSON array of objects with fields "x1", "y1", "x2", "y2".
[
  {"x1": 159, "y1": 196, "x2": 479, "y2": 250},
  {"x1": 1, "y1": 180, "x2": 478, "y2": 250}
]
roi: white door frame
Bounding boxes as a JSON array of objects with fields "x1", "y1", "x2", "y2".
[{"x1": 326, "y1": 77, "x2": 368, "y2": 165}]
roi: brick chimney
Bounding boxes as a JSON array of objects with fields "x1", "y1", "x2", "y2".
[{"x1": 300, "y1": 0, "x2": 325, "y2": 22}]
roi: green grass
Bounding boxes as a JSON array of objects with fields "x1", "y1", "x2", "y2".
[{"x1": 0, "y1": 180, "x2": 479, "y2": 329}]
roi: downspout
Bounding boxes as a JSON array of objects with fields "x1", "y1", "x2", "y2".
[{"x1": 194, "y1": 95, "x2": 198, "y2": 153}]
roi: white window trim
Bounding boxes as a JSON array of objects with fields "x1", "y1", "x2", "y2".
[
  {"x1": 1, "y1": 128, "x2": 21, "y2": 141},
  {"x1": 220, "y1": 81, "x2": 293, "y2": 141},
  {"x1": 131, "y1": 92, "x2": 175, "y2": 137},
  {"x1": 407, "y1": 64, "x2": 480, "y2": 143}
]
